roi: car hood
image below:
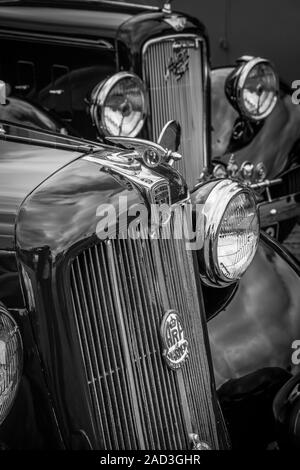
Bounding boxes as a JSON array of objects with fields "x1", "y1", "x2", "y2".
[
  {"x1": 0, "y1": 4, "x2": 134, "y2": 39},
  {"x1": 0, "y1": 138, "x2": 83, "y2": 250}
]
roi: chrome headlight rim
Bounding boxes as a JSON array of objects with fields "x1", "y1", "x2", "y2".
[
  {"x1": 202, "y1": 179, "x2": 260, "y2": 287},
  {"x1": 227, "y1": 56, "x2": 279, "y2": 121},
  {"x1": 90, "y1": 71, "x2": 147, "y2": 138},
  {"x1": 0, "y1": 303, "x2": 23, "y2": 426}
]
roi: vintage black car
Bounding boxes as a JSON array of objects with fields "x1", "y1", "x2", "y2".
[
  {"x1": 0, "y1": 121, "x2": 299, "y2": 450},
  {"x1": 0, "y1": 0, "x2": 299, "y2": 243},
  {"x1": 0, "y1": 0, "x2": 300, "y2": 451}
]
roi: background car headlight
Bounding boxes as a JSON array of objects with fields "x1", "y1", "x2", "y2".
[
  {"x1": 200, "y1": 180, "x2": 260, "y2": 286},
  {"x1": 0, "y1": 303, "x2": 23, "y2": 425},
  {"x1": 90, "y1": 72, "x2": 147, "y2": 137},
  {"x1": 226, "y1": 56, "x2": 279, "y2": 120}
]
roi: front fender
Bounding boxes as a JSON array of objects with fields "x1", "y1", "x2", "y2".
[
  {"x1": 208, "y1": 233, "x2": 300, "y2": 390},
  {"x1": 211, "y1": 67, "x2": 300, "y2": 178}
]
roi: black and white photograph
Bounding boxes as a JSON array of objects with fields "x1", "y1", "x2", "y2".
[{"x1": 0, "y1": 0, "x2": 300, "y2": 458}]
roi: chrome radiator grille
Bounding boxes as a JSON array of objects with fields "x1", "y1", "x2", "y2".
[
  {"x1": 142, "y1": 35, "x2": 206, "y2": 188},
  {"x1": 70, "y1": 224, "x2": 220, "y2": 449}
]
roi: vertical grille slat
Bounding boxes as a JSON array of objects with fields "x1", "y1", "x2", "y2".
[
  {"x1": 143, "y1": 35, "x2": 206, "y2": 188},
  {"x1": 69, "y1": 211, "x2": 221, "y2": 450},
  {"x1": 158, "y1": 228, "x2": 219, "y2": 448},
  {"x1": 116, "y1": 238, "x2": 164, "y2": 449}
]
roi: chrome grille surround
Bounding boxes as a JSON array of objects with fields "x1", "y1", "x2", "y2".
[
  {"x1": 142, "y1": 34, "x2": 208, "y2": 189},
  {"x1": 69, "y1": 213, "x2": 221, "y2": 450}
]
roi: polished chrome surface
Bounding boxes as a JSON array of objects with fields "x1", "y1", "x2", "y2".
[
  {"x1": 106, "y1": 135, "x2": 182, "y2": 168},
  {"x1": 160, "y1": 310, "x2": 189, "y2": 370},
  {"x1": 83, "y1": 151, "x2": 171, "y2": 205},
  {"x1": 0, "y1": 304, "x2": 23, "y2": 426},
  {"x1": 90, "y1": 72, "x2": 147, "y2": 138},
  {"x1": 0, "y1": 81, "x2": 6, "y2": 105},
  {"x1": 106, "y1": 136, "x2": 166, "y2": 167},
  {"x1": 194, "y1": 180, "x2": 260, "y2": 286},
  {"x1": 162, "y1": 0, "x2": 173, "y2": 14},
  {"x1": 84, "y1": 150, "x2": 142, "y2": 173},
  {"x1": 157, "y1": 120, "x2": 181, "y2": 153},
  {"x1": 201, "y1": 154, "x2": 283, "y2": 189},
  {"x1": 142, "y1": 34, "x2": 207, "y2": 188},
  {"x1": 229, "y1": 57, "x2": 279, "y2": 121},
  {"x1": 75, "y1": 0, "x2": 160, "y2": 10},
  {"x1": 189, "y1": 433, "x2": 211, "y2": 450},
  {"x1": 69, "y1": 215, "x2": 220, "y2": 449}
]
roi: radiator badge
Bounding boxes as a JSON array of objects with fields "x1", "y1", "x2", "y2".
[
  {"x1": 164, "y1": 47, "x2": 189, "y2": 82},
  {"x1": 163, "y1": 15, "x2": 187, "y2": 32},
  {"x1": 160, "y1": 310, "x2": 189, "y2": 370}
]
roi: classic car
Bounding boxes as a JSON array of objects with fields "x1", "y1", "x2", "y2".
[
  {"x1": 0, "y1": 117, "x2": 300, "y2": 450},
  {"x1": 0, "y1": 0, "x2": 300, "y2": 451},
  {"x1": 0, "y1": 0, "x2": 299, "y2": 243}
]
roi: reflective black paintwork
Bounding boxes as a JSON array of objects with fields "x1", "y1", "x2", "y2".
[
  {"x1": 0, "y1": 4, "x2": 132, "y2": 38},
  {"x1": 0, "y1": 126, "x2": 299, "y2": 447},
  {"x1": 0, "y1": 304, "x2": 64, "y2": 449},
  {"x1": 209, "y1": 233, "x2": 300, "y2": 390},
  {"x1": 0, "y1": 136, "x2": 83, "y2": 251},
  {"x1": 208, "y1": 233, "x2": 300, "y2": 447},
  {"x1": 0, "y1": 123, "x2": 204, "y2": 448},
  {"x1": 0, "y1": 97, "x2": 63, "y2": 132},
  {"x1": 0, "y1": 128, "x2": 188, "y2": 448}
]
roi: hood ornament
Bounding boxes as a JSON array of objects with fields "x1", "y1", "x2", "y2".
[
  {"x1": 106, "y1": 121, "x2": 182, "y2": 168},
  {"x1": 162, "y1": 0, "x2": 173, "y2": 14}
]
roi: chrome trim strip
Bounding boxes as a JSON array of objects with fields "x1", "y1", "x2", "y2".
[
  {"x1": 0, "y1": 131, "x2": 96, "y2": 154},
  {"x1": 98, "y1": 0, "x2": 159, "y2": 10},
  {"x1": 0, "y1": 29, "x2": 114, "y2": 49},
  {"x1": 55, "y1": 0, "x2": 160, "y2": 11}
]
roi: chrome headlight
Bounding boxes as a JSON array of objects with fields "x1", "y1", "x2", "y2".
[
  {"x1": 0, "y1": 304, "x2": 23, "y2": 425},
  {"x1": 226, "y1": 57, "x2": 279, "y2": 120},
  {"x1": 90, "y1": 72, "x2": 147, "y2": 137},
  {"x1": 199, "y1": 180, "x2": 260, "y2": 286}
]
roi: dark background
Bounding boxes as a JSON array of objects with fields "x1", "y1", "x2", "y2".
[{"x1": 173, "y1": 0, "x2": 299, "y2": 85}]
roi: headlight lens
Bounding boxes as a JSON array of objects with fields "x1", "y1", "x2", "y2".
[
  {"x1": 90, "y1": 72, "x2": 147, "y2": 137},
  {"x1": 217, "y1": 191, "x2": 259, "y2": 281},
  {"x1": 226, "y1": 57, "x2": 279, "y2": 120},
  {"x1": 201, "y1": 180, "x2": 260, "y2": 286},
  {"x1": 0, "y1": 305, "x2": 23, "y2": 425}
]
